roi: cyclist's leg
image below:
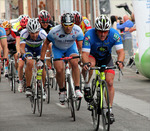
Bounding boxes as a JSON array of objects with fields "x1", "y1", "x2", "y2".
[
  {"x1": 46, "y1": 44, "x2": 52, "y2": 68},
  {"x1": 105, "y1": 72, "x2": 115, "y2": 107},
  {"x1": 18, "y1": 58, "x2": 25, "y2": 92},
  {"x1": 25, "y1": 58, "x2": 34, "y2": 87},
  {"x1": 18, "y1": 58, "x2": 24, "y2": 81},
  {"x1": 82, "y1": 55, "x2": 96, "y2": 83},
  {"x1": 67, "y1": 43, "x2": 80, "y2": 87},
  {"x1": 82, "y1": 55, "x2": 96, "y2": 102},
  {"x1": 104, "y1": 58, "x2": 115, "y2": 123},
  {"x1": 13, "y1": 53, "x2": 18, "y2": 70},
  {"x1": 67, "y1": 43, "x2": 82, "y2": 98},
  {"x1": 52, "y1": 46, "x2": 65, "y2": 90},
  {"x1": 52, "y1": 46, "x2": 65, "y2": 103}
]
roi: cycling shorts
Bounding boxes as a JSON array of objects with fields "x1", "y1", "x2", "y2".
[
  {"x1": 52, "y1": 42, "x2": 78, "y2": 59},
  {"x1": 90, "y1": 55, "x2": 115, "y2": 75},
  {"x1": 25, "y1": 44, "x2": 42, "y2": 57},
  {"x1": 8, "y1": 44, "x2": 17, "y2": 52}
]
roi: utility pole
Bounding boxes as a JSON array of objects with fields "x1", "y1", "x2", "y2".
[
  {"x1": 28, "y1": 0, "x2": 32, "y2": 17},
  {"x1": 18, "y1": 0, "x2": 24, "y2": 15},
  {"x1": 5, "y1": 0, "x2": 11, "y2": 20}
]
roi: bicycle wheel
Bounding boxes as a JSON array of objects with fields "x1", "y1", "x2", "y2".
[
  {"x1": 11, "y1": 62, "x2": 16, "y2": 93},
  {"x1": 68, "y1": 76, "x2": 75, "y2": 121},
  {"x1": 92, "y1": 79, "x2": 100, "y2": 131},
  {"x1": 101, "y1": 80, "x2": 110, "y2": 131},
  {"x1": 75, "y1": 73, "x2": 83, "y2": 111},
  {"x1": 30, "y1": 76, "x2": 36, "y2": 114},
  {"x1": 37, "y1": 79, "x2": 43, "y2": 117},
  {"x1": 0, "y1": 63, "x2": 1, "y2": 82},
  {"x1": 30, "y1": 93, "x2": 36, "y2": 114},
  {"x1": 45, "y1": 66, "x2": 50, "y2": 104}
]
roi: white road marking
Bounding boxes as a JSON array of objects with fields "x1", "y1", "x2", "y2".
[{"x1": 114, "y1": 91, "x2": 150, "y2": 120}]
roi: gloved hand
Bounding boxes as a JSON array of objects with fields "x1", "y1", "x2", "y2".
[
  {"x1": 22, "y1": 52, "x2": 33, "y2": 61},
  {"x1": 37, "y1": 59, "x2": 44, "y2": 69}
]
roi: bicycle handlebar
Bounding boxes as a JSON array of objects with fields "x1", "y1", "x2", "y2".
[{"x1": 53, "y1": 56, "x2": 80, "y2": 61}]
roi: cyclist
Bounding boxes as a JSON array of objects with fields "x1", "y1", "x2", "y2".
[
  {"x1": 20, "y1": 18, "x2": 47, "y2": 97},
  {"x1": 0, "y1": 26, "x2": 8, "y2": 62},
  {"x1": 13, "y1": 14, "x2": 30, "y2": 31},
  {"x1": 38, "y1": 10, "x2": 55, "y2": 78},
  {"x1": 17, "y1": 16, "x2": 29, "y2": 93},
  {"x1": 39, "y1": 13, "x2": 84, "y2": 104},
  {"x1": 82, "y1": 15, "x2": 125, "y2": 124},
  {"x1": 72, "y1": 11, "x2": 92, "y2": 35},
  {"x1": 2, "y1": 21, "x2": 20, "y2": 77}
]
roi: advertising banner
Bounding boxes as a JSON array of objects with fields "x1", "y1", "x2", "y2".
[{"x1": 132, "y1": 0, "x2": 150, "y2": 78}]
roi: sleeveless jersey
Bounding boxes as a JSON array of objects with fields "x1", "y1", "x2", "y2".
[
  {"x1": 82, "y1": 28, "x2": 123, "y2": 60},
  {"x1": 47, "y1": 24, "x2": 84, "y2": 50}
]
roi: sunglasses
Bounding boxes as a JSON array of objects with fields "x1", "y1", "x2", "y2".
[
  {"x1": 63, "y1": 23, "x2": 74, "y2": 27},
  {"x1": 5, "y1": 28, "x2": 10, "y2": 31}
]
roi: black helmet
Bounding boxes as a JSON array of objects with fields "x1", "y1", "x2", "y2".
[{"x1": 61, "y1": 13, "x2": 74, "y2": 25}]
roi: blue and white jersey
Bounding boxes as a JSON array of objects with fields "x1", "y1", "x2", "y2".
[
  {"x1": 47, "y1": 24, "x2": 84, "y2": 50},
  {"x1": 20, "y1": 28, "x2": 47, "y2": 48},
  {"x1": 0, "y1": 27, "x2": 7, "y2": 39},
  {"x1": 82, "y1": 28, "x2": 123, "y2": 60}
]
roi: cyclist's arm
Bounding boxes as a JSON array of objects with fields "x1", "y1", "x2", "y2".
[
  {"x1": 40, "y1": 38, "x2": 50, "y2": 60},
  {"x1": 0, "y1": 38, "x2": 8, "y2": 59},
  {"x1": 16, "y1": 37, "x2": 21, "y2": 54},
  {"x1": 20, "y1": 43, "x2": 26, "y2": 55},
  {"x1": 77, "y1": 40, "x2": 83, "y2": 55},
  {"x1": 82, "y1": 51, "x2": 90, "y2": 63},
  {"x1": 116, "y1": 48, "x2": 125, "y2": 68}
]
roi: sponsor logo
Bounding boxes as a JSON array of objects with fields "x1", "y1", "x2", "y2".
[
  {"x1": 104, "y1": 42, "x2": 110, "y2": 45},
  {"x1": 84, "y1": 40, "x2": 89, "y2": 46},
  {"x1": 72, "y1": 35, "x2": 75, "y2": 39},
  {"x1": 84, "y1": 19, "x2": 90, "y2": 27},
  {"x1": 113, "y1": 33, "x2": 120, "y2": 41},
  {"x1": 97, "y1": 46, "x2": 108, "y2": 52},
  {"x1": 59, "y1": 34, "x2": 65, "y2": 38},
  {"x1": 145, "y1": 32, "x2": 150, "y2": 37}
]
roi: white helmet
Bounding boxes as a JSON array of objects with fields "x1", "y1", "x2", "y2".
[
  {"x1": 26, "y1": 18, "x2": 41, "y2": 33},
  {"x1": 95, "y1": 15, "x2": 111, "y2": 31},
  {"x1": 18, "y1": 14, "x2": 30, "y2": 21}
]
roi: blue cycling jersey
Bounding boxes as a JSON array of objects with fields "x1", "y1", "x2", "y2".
[
  {"x1": 82, "y1": 28, "x2": 123, "y2": 60},
  {"x1": 0, "y1": 27, "x2": 7, "y2": 39}
]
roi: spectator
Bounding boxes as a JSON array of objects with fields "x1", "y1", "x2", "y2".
[
  {"x1": 110, "y1": 15, "x2": 122, "y2": 33},
  {"x1": 117, "y1": 15, "x2": 134, "y2": 58}
]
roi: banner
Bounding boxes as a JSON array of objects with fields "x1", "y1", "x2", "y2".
[{"x1": 133, "y1": 0, "x2": 150, "y2": 78}]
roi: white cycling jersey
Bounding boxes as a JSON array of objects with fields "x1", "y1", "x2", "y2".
[
  {"x1": 20, "y1": 28, "x2": 47, "y2": 48},
  {"x1": 47, "y1": 24, "x2": 84, "y2": 50}
]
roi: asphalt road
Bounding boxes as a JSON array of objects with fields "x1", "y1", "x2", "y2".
[{"x1": 0, "y1": 65, "x2": 150, "y2": 131}]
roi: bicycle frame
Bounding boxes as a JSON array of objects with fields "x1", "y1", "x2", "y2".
[
  {"x1": 95, "y1": 70, "x2": 104, "y2": 110},
  {"x1": 65, "y1": 60, "x2": 76, "y2": 100}
]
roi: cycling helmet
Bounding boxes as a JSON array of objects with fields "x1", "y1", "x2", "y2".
[
  {"x1": 2, "y1": 21, "x2": 12, "y2": 29},
  {"x1": 20, "y1": 16, "x2": 29, "y2": 28},
  {"x1": 38, "y1": 10, "x2": 51, "y2": 23},
  {"x1": 61, "y1": 13, "x2": 74, "y2": 25},
  {"x1": 18, "y1": 15, "x2": 30, "y2": 21},
  {"x1": 72, "y1": 11, "x2": 82, "y2": 25},
  {"x1": 95, "y1": 15, "x2": 111, "y2": 31},
  {"x1": 26, "y1": 18, "x2": 41, "y2": 33}
]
